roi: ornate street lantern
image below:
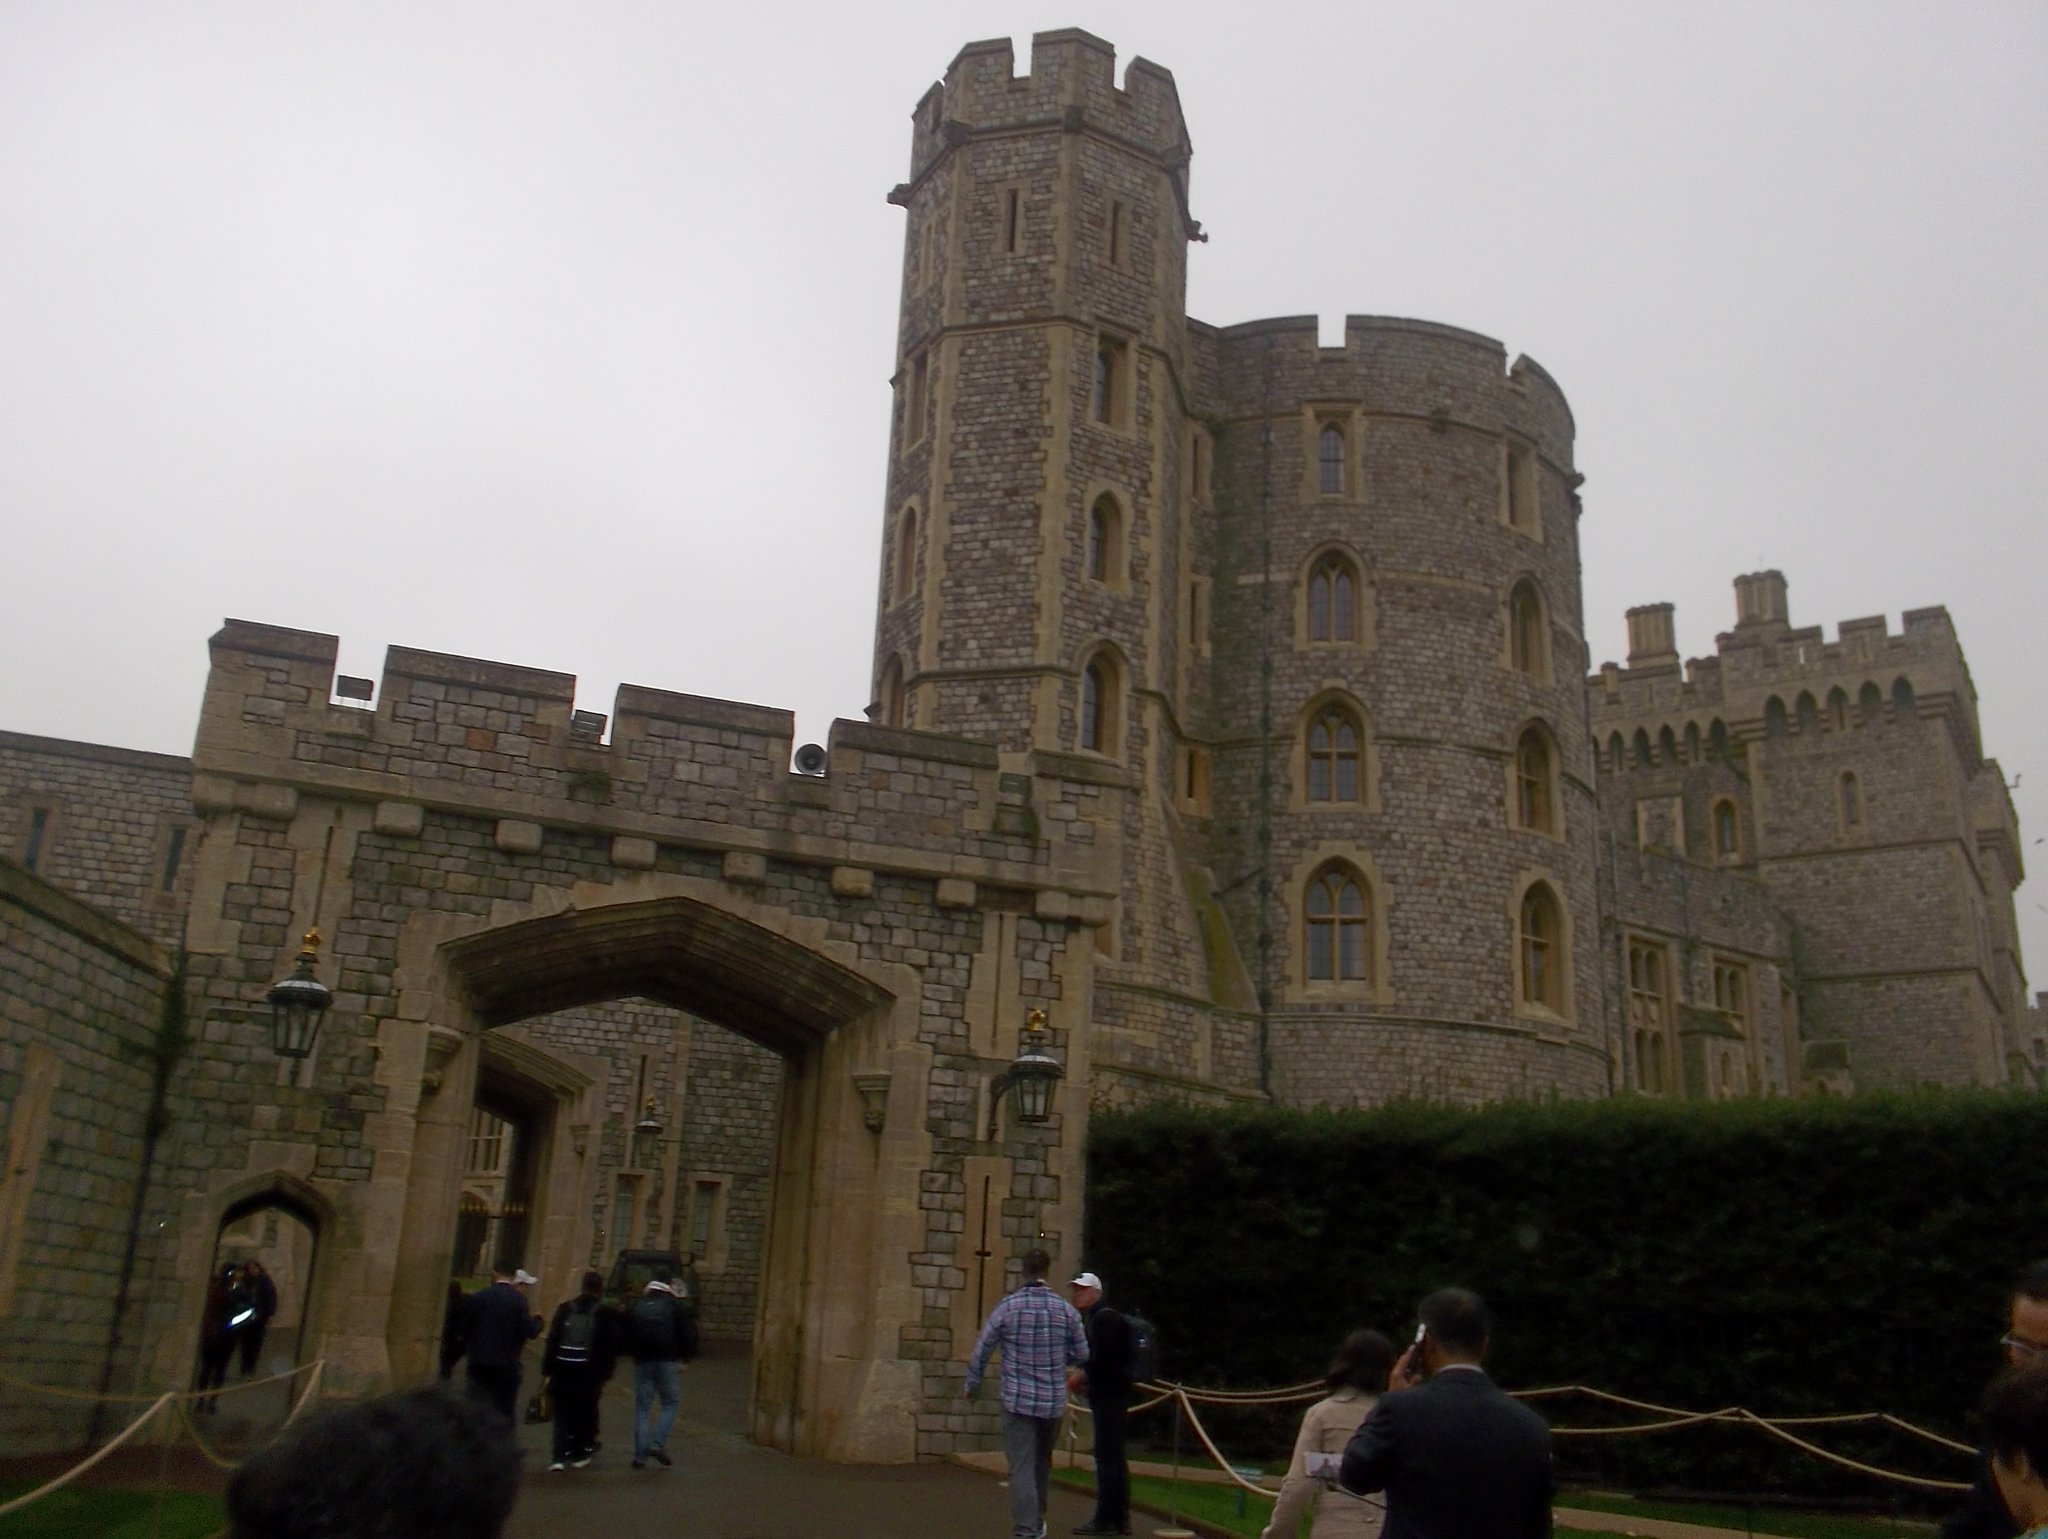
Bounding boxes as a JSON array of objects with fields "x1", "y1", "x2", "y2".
[
  {"x1": 633, "y1": 1097, "x2": 665, "y2": 1167},
  {"x1": 987, "y1": 1008, "x2": 1064, "y2": 1138},
  {"x1": 267, "y1": 929, "x2": 334, "y2": 1060}
]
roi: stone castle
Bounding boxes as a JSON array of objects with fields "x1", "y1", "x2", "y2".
[{"x1": 0, "y1": 29, "x2": 2035, "y2": 1462}]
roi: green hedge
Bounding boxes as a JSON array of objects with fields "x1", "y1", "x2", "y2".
[{"x1": 1082, "y1": 1090, "x2": 2047, "y2": 1499}]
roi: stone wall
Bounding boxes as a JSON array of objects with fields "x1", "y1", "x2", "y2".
[
  {"x1": 0, "y1": 731, "x2": 197, "y2": 949},
  {"x1": 0, "y1": 858, "x2": 171, "y2": 1452}
]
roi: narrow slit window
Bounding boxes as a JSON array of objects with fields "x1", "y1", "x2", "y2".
[
  {"x1": 161, "y1": 825, "x2": 187, "y2": 891},
  {"x1": 1318, "y1": 423, "x2": 1345, "y2": 494},
  {"x1": 1004, "y1": 189, "x2": 1021, "y2": 254}
]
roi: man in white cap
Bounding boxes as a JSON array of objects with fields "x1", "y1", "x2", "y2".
[
  {"x1": 464, "y1": 1257, "x2": 543, "y2": 1425},
  {"x1": 1066, "y1": 1270, "x2": 1134, "y2": 1537}
]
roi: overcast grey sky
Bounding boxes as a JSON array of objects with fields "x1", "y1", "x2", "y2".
[{"x1": 3, "y1": 2, "x2": 2043, "y2": 979}]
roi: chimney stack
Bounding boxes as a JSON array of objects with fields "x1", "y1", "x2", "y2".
[
  {"x1": 1733, "y1": 570, "x2": 1790, "y2": 632},
  {"x1": 1625, "y1": 603, "x2": 1680, "y2": 672}
]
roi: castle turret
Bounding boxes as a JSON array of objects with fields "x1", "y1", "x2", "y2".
[{"x1": 871, "y1": 30, "x2": 1197, "y2": 763}]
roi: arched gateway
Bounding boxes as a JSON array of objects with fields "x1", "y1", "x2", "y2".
[{"x1": 156, "y1": 620, "x2": 1124, "y2": 1461}]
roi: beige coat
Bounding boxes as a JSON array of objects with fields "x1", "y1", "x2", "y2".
[{"x1": 1259, "y1": 1388, "x2": 1385, "y2": 1539}]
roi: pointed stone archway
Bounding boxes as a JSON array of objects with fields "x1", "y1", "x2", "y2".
[
  {"x1": 169, "y1": 622, "x2": 1121, "y2": 1460},
  {"x1": 385, "y1": 887, "x2": 926, "y2": 1458}
]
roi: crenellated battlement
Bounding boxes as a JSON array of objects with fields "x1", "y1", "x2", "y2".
[
  {"x1": 193, "y1": 621, "x2": 1114, "y2": 899},
  {"x1": 903, "y1": 30, "x2": 1190, "y2": 187},
  {"x1": 1588, "y1": 577, "x2": 1981, "y2": 756},
  {"x1": 1195, "y1": 313, "x2": 1575, "y2": 464}
]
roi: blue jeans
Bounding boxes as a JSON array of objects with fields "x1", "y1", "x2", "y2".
[{"x1": 633, "y1": 1360, "x2": 680, "y2": 1460}]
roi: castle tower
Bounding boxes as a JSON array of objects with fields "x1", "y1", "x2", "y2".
[
  {"x1": 1589, "y1": 578, "x2": 2031, "y2": 1093},
  {"x1": 1193, "y1": 317, "x2": 1608, "y2": 1106},
  {"x1": 871, "y1": 31, "x2": 1197, "y2": 762}
]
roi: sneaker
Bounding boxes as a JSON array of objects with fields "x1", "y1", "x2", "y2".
[
  {"x1": 547, "y1": 1461, "x2": 565, "y2": 1472},
  {"x1": 570, "y1": 1456, "x2": 592, "y2": 1469},
  {"x1": 649, "y1": 1447, "x2": 672, "y2": 1467},
  {"x1": 631, "y1": 1459, "x2": 646, "y2": 1469}
]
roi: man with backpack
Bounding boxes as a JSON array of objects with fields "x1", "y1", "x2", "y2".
[
  {"x1": 542, "y1": 1270, "x2": 618, "y2": 1470},
  {"x1": 625, "y1": 1274, "x2": 697, "y2": 1469},
  {"x1": 1066, "y1": 1271, "x2": 1136, "y2": 1537}
]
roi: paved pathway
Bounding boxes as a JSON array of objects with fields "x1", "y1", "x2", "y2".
[
  {"x1": 502, "y1": 1349, "x2": 1101, "y2": 1539},
  {"x1": 499, "y1": 1350, "x2": 1816, "y2": 1539}
]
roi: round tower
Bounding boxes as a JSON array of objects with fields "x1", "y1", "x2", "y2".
[{"x1": 1195, "y1": 316, "x2": 1608, "y2": 1106}]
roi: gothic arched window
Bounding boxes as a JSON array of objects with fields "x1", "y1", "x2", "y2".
[
  {"x1": 1515, "y1": 726, "x2": 1558, "y2": 835},
  {"x1": 1508, "y1": 581, "x2": 1546, "y2": 676},
  {"x1": 1518, "y1": 882, "x2": 1565, "y2": 1013},
  {"x1": 1307, "y1": 554, "x2": 1358, "y2": 643},
  {"x1": 1307, "y1": 705, "x2": 1364, "y2": 803},
  {"x1": 1305, "y1": 864, "x2": 1371, "y2": 982}
]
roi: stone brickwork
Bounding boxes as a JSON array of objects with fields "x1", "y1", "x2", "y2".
[
  {"x1": 0, "y1": 731, "x2": 197, "y2": 948},
  {"x1": 1590, "y1": 577, "x2": 2030, "y2": 1091},
  {"x1": 0, "y1": 858, "x2": 171, "y2": 1453},
  {"x1": 0, "y1": 27, "x2": 2036, "y2": 1470}
]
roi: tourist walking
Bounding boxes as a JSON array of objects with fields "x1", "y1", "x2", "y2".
[
  {"x1": 625, "y1": 1274, "x2": 697, "y2": 1469},
  {"x1": 464, "y1": 1260, "x2": 542, "y2": 1426},
  {"x1": 1261, "y1": 1329, "x2": 1393, "y2": 1539},
  {"x1": 194, "y1": 1262, "x2": 239, "y2": 1412},
  {"x1": 965, "y1": 1248, "x2": 1090, "y2": 1539},
  {"x1": 236, "y1": 1259, "x2": 279, "y2": 1377},
  {"x1": 543, "y1": 1270, "x2": 617, "y2": 1470}
]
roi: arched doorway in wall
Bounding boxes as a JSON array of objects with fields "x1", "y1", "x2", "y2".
[
  {"x1": 396, "y1": 892, "x2": 923, "y2": 1461},
  {"x1": 198, "y1": 1189, "x2": 321, "y2": 1430}
]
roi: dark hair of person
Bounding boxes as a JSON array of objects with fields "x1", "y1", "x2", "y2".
[
  {"x1": 226, "y1": 1385, "x2": 520, "y2": 1539},
  {"x1": 1979, "y1": 1362, "x2": 2048, "y2": 1481},
  {"x1": 580, "y1": 1269, "x2": 604, "y2": 1297},
  {"x1": 1020, "y1": 1248, "x2": 1052, "y2": 1280},
  {"x1": 493, "y1": 1256, "x2": 519, "y2": 1278},
  {"x1": 1325, "y1": 1328, "x2": 1396, "y2": 1394},
  {"x1": 1418, "y1": 1287, "x2": 1490, "y2": 1358},
  {"x1": 2016, "y1": 1260, "x2": 2048, "y2": 1304}
]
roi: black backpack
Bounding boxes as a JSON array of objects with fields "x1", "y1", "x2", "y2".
[
  {"x1": 629, "y1": 1294, "x2": 696, "y2": 1359},
  {"x1": 556, "y1": 1302, "x2": 599, "y2": 1365},
  {"x1": 1124, "y1": 1309, "x2": 1161, "y2": 1384}
]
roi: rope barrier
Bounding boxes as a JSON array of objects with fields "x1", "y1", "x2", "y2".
[
  {"x1": 0, "y1": 1393, "x2": 175, "y2": 1518},
  {"x1": 0, "y1": 1359, "x2": 322, "y2": 1405},
  {"x1": 1084, "y1": 1378, "x2": 1977, "y2": 1500},
  {"x1": 0, "y1": 1360, "x2": 329, "y2": 1518}
]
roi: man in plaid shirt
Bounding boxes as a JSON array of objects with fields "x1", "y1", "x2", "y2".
[{"x1": 966, "y1": 1248, "x2": 1090, "y2": 1539}]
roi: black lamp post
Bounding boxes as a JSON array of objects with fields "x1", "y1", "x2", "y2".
[
  {"x1": 267, "y1": 929, "x2": 334, "y2": 1060},
  {"x1": 987, "y1": 1008, "x2": 1064, "y2": 1138}
]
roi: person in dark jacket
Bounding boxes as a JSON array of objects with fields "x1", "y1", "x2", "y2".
[
  {"x1": 237, "y1": 1260, "x2": 279, "y2": 1378},
  {"x1": 1945, "y1": 1260, "x2": 2048, "y2": 1539},
  {"x1": 1339, "y1": 1287, "x2": 1553, "y2": 1539},
  {"x1": 542, "y1": 1270, "x2": 618, "y2": 1470},
  {"x1": 624, "y1": 1275, "x2": 697, "y2": 1468},
  {"x1": 1066, "y1": 1270, "x2": 1135, "y2": 1537},
  {"x1": 195, "y1": 1263, "x2": 239, "y2": 1412},
  {"x1": 439, "y1": 1280, "x2": 471, "y2": 1380},
  {"x1": 464, "y1": 1259, "x2": 542, "y2": 1426},
  {"x1": 1977, "y1": 1362, "x2": 2048, "y2": 1537}
]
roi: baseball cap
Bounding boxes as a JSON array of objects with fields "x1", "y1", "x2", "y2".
[
  {"x1": 512, "y1": 1269, "x2": 539, "y2": 1287},
  {"x1": 1070, "y1": 1271, "x2": 1103, "y2": 1290}
]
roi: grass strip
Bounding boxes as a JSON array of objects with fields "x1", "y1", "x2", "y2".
[{"x1": 0, "y1": 1482, "x2": 224, "y2": 1539}]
